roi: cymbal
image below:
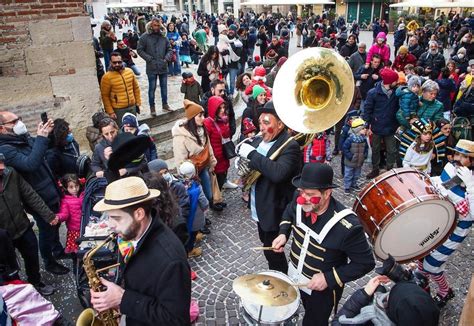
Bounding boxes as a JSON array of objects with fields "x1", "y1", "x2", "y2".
[{"x1": 232, "y1": 274, "x2": 298, "y2": 307}]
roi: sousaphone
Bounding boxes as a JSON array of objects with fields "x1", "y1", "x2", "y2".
[{"x1": 272, "y1": 47, "x2": 355, "y2": 133}]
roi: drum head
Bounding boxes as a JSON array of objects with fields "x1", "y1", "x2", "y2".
[
  {"x1": 374, "y1": 199, "x2": 456, "y2": 263},
  {"x1": 242, "y1": 271, "x2": 300, "y2": 324}
]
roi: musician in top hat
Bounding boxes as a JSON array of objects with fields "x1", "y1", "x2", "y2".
[
  {"x1": 272, "y1": 162, "x2": 375, "y2": 325},
  {"x1": 237, "y1": 100, "x2": 302, "y2": 274},
  {"x1": 90, "y1": 176, "x2": 191, "y2": 325},
  {"x1": 417, "y1": 139, "x2": 474, "y2": 308}
]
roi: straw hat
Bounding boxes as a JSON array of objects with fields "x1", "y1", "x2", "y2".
[
  {"x1": 451, "y1": 139, "x2": 474, "y2": 158},
  {"x1": 94, "y1": 176, "x2": 160, "y2": 212}
]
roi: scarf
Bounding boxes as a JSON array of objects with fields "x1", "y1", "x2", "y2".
[{"x1": 117, "y1": 236, "x2": 135, "y2": 264}]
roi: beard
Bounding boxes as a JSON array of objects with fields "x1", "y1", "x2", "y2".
[{"x1": 120, "y1": 217, "x2": 141, "y2": 241}]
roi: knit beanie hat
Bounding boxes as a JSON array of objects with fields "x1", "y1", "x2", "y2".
[
  {"x1": 183, "y1": 99, "x2": 204, "y2": 120},
  {"x1": 380, "y1": 68, "x2": 399, "y2": 85},
  {"x1": 351, "y1": 117, "x2": 366, "y2": 134},
  {"x1": 147, "y1": 159, "x2": 168, "y2": 173},
  {"x1": 242, "y1": 117, "x2": 257, "y2": 135},
  {"x1": 254, "y1": 66, "x2": 266, "y2": 78},
  {"x1": 229, "y1": 24, "x2": 238, "y2": 32},
  {"x1": 252, "y1": 85, "x2": 266, "y2": 99},
  {"x1": 407, "y1": 75, "x2": 421, "y2": 88},
  {"x1": 398, "y1": 45, "x2": 408, "y2": 54},
  {"x1": 122, "y1": 113, "x2": 138, "y2": 129},
  {"x1": 178, "y1": 161, "x2": 196, "y2": 179},
  {"x1": 398, "y1": 71, "x2": 407, "y2": 85}
]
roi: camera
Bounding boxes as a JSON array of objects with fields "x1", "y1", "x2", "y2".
[{"x1": 376, "y1": 254, "x2": 429, "y2": 290}]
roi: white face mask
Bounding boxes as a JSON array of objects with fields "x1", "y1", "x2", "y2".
[
  {"x1": 13, "y1": 120, "x2": 28, "y2": 135},
  {"x1": 458, "y1": 53, "x2": 465, "y2": 59},
  {"x1": 163, "y1": 172, "x2": 173, "y2": 184}
]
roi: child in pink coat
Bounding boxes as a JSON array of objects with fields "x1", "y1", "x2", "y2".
[
  {"x1": 366, "y1": 32, "x2": 391, "y2": 66},
  {"x1": 57, "y1": 174, "x2": 84, "y2": 253}
]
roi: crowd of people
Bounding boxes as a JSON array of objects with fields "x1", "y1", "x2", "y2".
[{"x1": 1, "y1": 7, "x2": 474, "y2": 326}]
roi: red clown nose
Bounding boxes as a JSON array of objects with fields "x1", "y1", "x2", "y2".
[{"x1": 296, "y1": 196, "x2": 306, "y2": 205}]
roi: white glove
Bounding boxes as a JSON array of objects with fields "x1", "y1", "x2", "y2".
[
  {"x1": 457, "y1": 166, "x2": 474, "y2": 191},
  {"x1": 238, "y1": 143, "x2": 256, "y2": 159}
]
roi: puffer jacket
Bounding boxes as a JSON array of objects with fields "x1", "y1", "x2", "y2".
[
  {"x1": 171, "y1": 119, "x2": 217, "y2": 169},
  {"x1": 137, "y1": 25, "x2": 173, "y2": 75},
  {"x1": 396, "y1": 86, "x2": 420, "y2": 128},
  {"x1": 343, "y1": 134, "x2": 368, "y2": 168},
  {"x1": 100, "y1": 68, "x2": 141, "y2": 114},
  {"x1": 366, "y1": 32, "x2": 390, "y2": 65},
  {"x1": 416, "y1": 97, "x2": 444, "y2": 122},
  {"x1": 203, "y1": 96, "x2": 230, "y2": 174},
  {"x1": 0, "y1": 167, "x2": 55, "y2": 239},
  {"x1": 0, "y1": 134, "x2": 61, "y2": 212},
  {"x1": 57, "y1": 192, "x2": 84, "y2": 232},
  {"x1": 363, "y1": 82, "x2": 400, "y2": 136}
]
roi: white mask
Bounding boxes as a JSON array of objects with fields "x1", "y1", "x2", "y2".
[
  {"x1": 458, "y1": 53, "x2": 465, "y2": 59},
  {"x1": 163, "y1": 172, "x2": 173, "y2": 184},
  {"x1": 13, "y1": 120, "x2": 27, "y2": 135}
]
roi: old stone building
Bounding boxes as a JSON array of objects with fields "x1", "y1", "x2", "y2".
[{"x1": 0, "y1": 0, "x2": 101, "y2": 147}]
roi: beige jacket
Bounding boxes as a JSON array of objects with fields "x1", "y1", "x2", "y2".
[{"x1": 172, "y1": 119, "x2": 217, "y2": 169}]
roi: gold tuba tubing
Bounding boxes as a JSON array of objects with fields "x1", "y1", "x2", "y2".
[{"x1": 241, "y1": 48, "x2": 354, "y2": 190}]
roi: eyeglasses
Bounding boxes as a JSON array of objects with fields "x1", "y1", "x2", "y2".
[
  {"x1": 111, "y1": 60, "x2": 123, "y2": 64},
  {"x1": 0, "y1": 116, "x2": 21, "y2": 126}
]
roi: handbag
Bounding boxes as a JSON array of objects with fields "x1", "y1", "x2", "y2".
[
  {"x1": 189, "y1": 142, "x2": 211, "y2": 173},
  {"x1": 212, "y1": 120, "x2": 236, "y2": 159},
  {"x1": 210, "y1": 171, "x2": 223, "y2": 203}
]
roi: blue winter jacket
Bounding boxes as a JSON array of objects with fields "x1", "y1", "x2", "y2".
[
  {"x1": 395, "y1": 86, "x2": 419, "y2": 128},
  {"x1": 436, "y1": 78, "x2": 456, "y2": 112},
  {"x1": 363, "y1": 82, "x2": 400, "y2": 136},
  {"x1": 0, "y1": 134, "x2": 61, "y2": 212},
  {"x1": 394, "y1": 29, "x2": 406, "y2": 46}
]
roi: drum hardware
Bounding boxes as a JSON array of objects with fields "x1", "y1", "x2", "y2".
[
  {"x1": 372, "y1": 179, "x2": 384, "y2": 196},
  {"x1": 408, "y1": 189, "x2": 422, "y2": 203},
  {"x1": 392, "y1": 169, "x2": 404, "y2": 183},
  {"x1": 355, "y1": 196, "x2": 368, "y2": 211},
  {"x1": 369, "y1": 216, "x2": 382, "y2": 232}
]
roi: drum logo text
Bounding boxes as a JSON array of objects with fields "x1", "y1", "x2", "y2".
[{"x1": 419, "y1": 228, "x2": 440, "y2": 247}]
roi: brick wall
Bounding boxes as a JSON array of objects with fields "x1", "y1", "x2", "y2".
[{"x1": 0, "y1": 0, "x2": 102, "y2": 150}]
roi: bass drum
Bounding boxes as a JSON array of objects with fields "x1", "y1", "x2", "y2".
[
  {"x1": 353, "y1": 168, "x2": 457, "y2": 263},
  {"x1": 239, "y1": 270, "x2": 300, "y2": 325}
]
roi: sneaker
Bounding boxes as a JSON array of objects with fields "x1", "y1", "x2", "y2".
[
  {"x1": 205, "y1": 218, "x2": 212, "y2": 226},
  {"x1": 34, "y1": 282, "x2": 56, "y2": 296},
  {"x1": 162, "y1": 103, "x2": 172, "y2": 112},
  {"x1": 45, "y1": 261, "x2": 70, "y2": 275},
  {"x1": 351, "y1": 184, "x2": 361, "y2": 191},
  {"x1": 188, "y1": 247, "x2": 202, "y2": 258},
  {"x1": 433, "y1": 288, "x2": 454, "y2": 308},
  {"x1": 366, "y1": 169, "x2": 380, "y2": 179},
  {"x1": 195, "y1": 232, "x2": 205, "y2": 243},
  {"x1": 223, "y1": 181, "x2": 239, "y2": 189},
  {"x1": 200, "y1": 225, "x2": 211, "y2": 235},
  {"x1": 344, "y1": 189, "x2": 351, "y2": 194},
  {"x1": 210, "y1": 203, "x2": 223, "y2": 212}
]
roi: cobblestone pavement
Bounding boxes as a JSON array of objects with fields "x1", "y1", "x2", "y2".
[{"x1": 39, "y1": 30, "x2": 471, "y2": 324}]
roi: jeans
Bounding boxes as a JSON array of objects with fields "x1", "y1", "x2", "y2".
[
  {"x1": 228, "y1": 64, "x2": 241, "y2": 96},
  {"x1": 247, "y1": 47, "x2": 255, "y2": 59},
  {"x1": 147, "y1": 73, "x2": 168, "y2": 107},
  {"x1": 124, "y1": 63, "x2": 141, "y2": 76},
  {"x1": 32, "y1": 215, "x2": 63, "y2": 266},
  {"x1": 199, "y1": 168, "x2": 213, "y2": 203},
  {"x1": 168, "y1": 55, "x2": 181, "y2": 76},
  {"x1": 360, "y1": 99, "x2": 366, "y2": 115},
  {"x1": 371, "y1": 134, "x2": 397, "y2": 170},
  {"x1": 344, "y1": 165, "x2": 362, "y2": 190},
  {"x1": 12, "y1": 227, "x2": 41, "y2": 285},
  {"x1": 103, "y1": 49, "x2": 113, "y2": 71}
]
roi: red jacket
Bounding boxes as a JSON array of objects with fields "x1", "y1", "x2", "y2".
[
  {"x1": 203, "y1": 96, "x2": 231, "y2": 174},
  {"x1": 57, "y1": 192, "x2": 84, "y2": 232},
  {"x1": 392, "y1": 53, "x2": 417, "y2": 72}
]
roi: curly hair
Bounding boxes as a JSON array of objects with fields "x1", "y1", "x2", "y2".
[
  {"x1": 142, "y1": 172, "x2": 179, "y2": 228},
  {"x1": 236, "y1": 72, "x2": 252, "y2": 91},
  {"x1": 60, "y1": 173, "x2": 83, "y2": 196},
  {"x1": 52, "y1": 118, "x2": 70, "y2": 147}
]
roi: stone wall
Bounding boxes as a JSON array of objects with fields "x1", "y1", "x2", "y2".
[{"x1": 0, "y1": 0, "x2": 102, "y2": 149}]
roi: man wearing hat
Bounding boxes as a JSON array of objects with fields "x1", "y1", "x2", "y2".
[
  {"x1": 418, "y1": 139, "x2": 474, "y2": 307},
  {"x1": 272, "y1": 163, "x2": 375, "y2": 325},
  {"x1": 90, "y1": 176, "x2": 191, "y2": 325},
  {"x1": 392, "y1": 45, "x2": 417, "y2": 72},
  {"x1": 237, "y1": 100, "x2": 301, "y2": 273},
  {"x1": 363, "y1": 68, "x2": 400, "y2": 179}
]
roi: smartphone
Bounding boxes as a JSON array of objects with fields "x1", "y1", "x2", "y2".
[{"x1": 40, "y1": 112, "x2": 48, "y2": 124}]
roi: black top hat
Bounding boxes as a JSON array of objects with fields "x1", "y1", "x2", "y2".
[
  {"x1": 259, "y1": 100, "x2": 280, "y2": 119},
  {"x1": 108, "y1": 133, "x2": 151, "y2": 172},
  {"x1": 292, "y1": 163, "x2": 338, "y2": 189},
  {"x1": 0, "y1": 153, "x2": 5, "y2": 162}
]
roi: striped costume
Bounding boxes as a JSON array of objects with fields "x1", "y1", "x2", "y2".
[{"x1": 419, "y1": 162, "x2": 474, "y2": 297}]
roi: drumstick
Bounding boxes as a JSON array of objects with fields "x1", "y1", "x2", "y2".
[{"x1": 251, "y1": 246, "x2": 276, "y2": 251}]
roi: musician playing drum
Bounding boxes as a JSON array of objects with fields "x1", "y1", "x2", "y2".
[
  {"x1": 272, "y1": 163, "x2": 375, "y2": 326},
  {"x1": 237, "y1": 100, "x2": 301, "y2": 274}
]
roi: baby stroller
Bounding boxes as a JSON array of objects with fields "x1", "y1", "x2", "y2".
[{"x1": 75, "y1": 176, "x2": 119, "y2": 308}]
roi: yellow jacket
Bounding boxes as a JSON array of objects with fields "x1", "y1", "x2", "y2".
[{"x1": 100, "y1": 68, "x2": 141, "y2": 114}]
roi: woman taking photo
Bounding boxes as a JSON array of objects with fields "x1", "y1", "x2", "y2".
[
  {"x1": 197, "y1": 46, "x2": 227, "y2": 93},
  {"x1": 172, "y1": 100, "x2": 224, "y2": 211},
  {"x1": 167, "y1": 22, "x2": 181, "y2": 76}
]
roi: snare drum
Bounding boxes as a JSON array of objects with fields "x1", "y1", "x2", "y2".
[
  {"x1": 239, "y1": 270, "x2": 300, "y2": 325},
  {"x1": 354, "y1": 168, "x2": 456, "y2": 263}
]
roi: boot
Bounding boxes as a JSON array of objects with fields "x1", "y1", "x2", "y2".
[
  {"x1": 162, "y1": 103, "x2": 172, "y2": 112},
  {"x1": 150, "y1": 105, "x2": 156, "y2": 116},
  {"x1": 188, "y1": 247, "x2": 202, "y2": 258},
  {"x1": 433, "y1": 288, "x2": 454, "y2": 308},
  {"x1": 366, "y1": 169, "x2": 380, "y2": 179}
]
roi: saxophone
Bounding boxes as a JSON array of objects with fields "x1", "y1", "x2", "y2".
[{"x1": 76, "y1": 233, "x2": 120, "y2": 326}]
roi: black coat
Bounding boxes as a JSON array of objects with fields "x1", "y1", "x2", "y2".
[
  {"x1": 46, "y1": 140, "x2": 80, "y2": 179},
  {"x1": 119, "y1": 216, "x2": 191, "y2": 325},
  {"x1": 0, "y1": 134, "x2": 61, "y2": 212},
  {"x1": 248, "y1": 130, "x2": 301, "y2": 232}
]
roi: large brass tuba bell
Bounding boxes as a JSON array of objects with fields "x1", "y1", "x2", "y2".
[{"x1": 272, "y1": 47, "x2": 355, "y2": 134}]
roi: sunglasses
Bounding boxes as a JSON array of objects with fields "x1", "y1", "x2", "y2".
[{"x1": 111, "y1": 61, "x2": 123, "y2": 64}]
